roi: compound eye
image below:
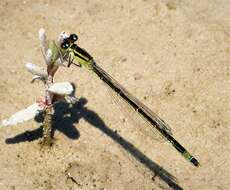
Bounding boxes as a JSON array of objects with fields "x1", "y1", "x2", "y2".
[
  {"x1": 61, "y1": 42, "x2": 69, "y2": 49},
  {"x1": 69, "y1": 34, "x2": 78, "y2": 42}
]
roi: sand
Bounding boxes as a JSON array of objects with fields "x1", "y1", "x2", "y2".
[{"x1": 0, "y1": 0, "x2": 229, "y2": 189}]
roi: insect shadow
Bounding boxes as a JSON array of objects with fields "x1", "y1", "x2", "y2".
[{"x1": 5, "y1": 97, "x2": 183, "y2": 190}]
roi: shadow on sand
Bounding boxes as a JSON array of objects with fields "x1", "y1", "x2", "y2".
[{"x1": 5, "y1": 97, "x2": 183, "y2": 190}]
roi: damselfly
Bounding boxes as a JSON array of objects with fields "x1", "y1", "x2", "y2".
[{"x1": 60, "y1": 34, "x2": 200, "y2": 167}]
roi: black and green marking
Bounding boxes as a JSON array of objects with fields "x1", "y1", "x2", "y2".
[{"x1": 61, "y1": 34, "x2": 200, "y2": 167}]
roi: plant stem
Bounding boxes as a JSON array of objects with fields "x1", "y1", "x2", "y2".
[{"x1": 40, "y1": 106, "x2": 53, "y2": 146}]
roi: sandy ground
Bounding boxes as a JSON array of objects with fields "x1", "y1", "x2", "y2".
[{"x1": 0, "y1": 0, "x2": 230, "y2": 189}]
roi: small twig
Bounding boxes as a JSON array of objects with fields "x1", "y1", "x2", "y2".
[{"x1": 66, "y1": 172, "x2": 82, "y2": 186}]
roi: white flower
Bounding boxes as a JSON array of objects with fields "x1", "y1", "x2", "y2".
[
  {"x1": 38, "y1": 28, "x2": 47, "y2": 51},
  {"x1": 25, "y1": 63, "x2": 48, "y2": 78},
  {"x1": 48, "y1": 82, "x2": 74, "y2": 95}
]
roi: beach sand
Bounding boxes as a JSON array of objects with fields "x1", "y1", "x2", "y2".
[{"x1": 0, "y1": 0, "x2": 229, "y2": 189}]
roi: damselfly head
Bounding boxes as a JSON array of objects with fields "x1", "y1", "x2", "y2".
[{"x1": 61, "y1": 33, "x2": 78, "y2": 49}]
